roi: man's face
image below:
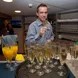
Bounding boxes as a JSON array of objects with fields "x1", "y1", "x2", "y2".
[{"x1": 36, "y1": 6, "x2": 48, "y2": 22}]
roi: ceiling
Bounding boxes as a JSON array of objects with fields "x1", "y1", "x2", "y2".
[{"x1": 0, "y1": 0, "x2": 78, "y2": 16}]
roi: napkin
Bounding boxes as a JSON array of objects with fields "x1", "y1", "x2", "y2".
[
  {"x1": 66, "y1": 53, "x2": 71, "y2": 60},
  {"x1": 15, "y1": 54, "x2": 25, "y2": 61}
]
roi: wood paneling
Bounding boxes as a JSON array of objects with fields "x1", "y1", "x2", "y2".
[{"x1": 0, "y1": 12, "x2": 12, "y2": 19}]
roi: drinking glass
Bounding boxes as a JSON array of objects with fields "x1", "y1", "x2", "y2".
[
  {"x1": 34, "y1": 44, "x2": 44, "y2": 76},
  {"x1": 11, "y1": 43, "x2": 18, "y2": 67},
  {"x1": 2, "y1": 45, "x2": 10, "y2": 68},
  {"x1": 58, "y1": 45, "x2": 67, "y2": 76},
  {"x1": 2, "y1": 44, "x2": 14, "y2": 71},
  {"x1": 73, "y1": 44, "x2": 78, "y2": 71},
  {"x1": 51, "y1": 42, "x2": 58, "y2": 59},
  {"x1": 35, "y1": 45, "x2": 42, "y2": 68},
  {"x1": 36, "y1": 47, "x2": 44, "y2": 68},
  {"x1": 43, "y1": 44, "x2": 52, "y2": 73},
  {"x1": 69, "y1": 43, "x2": 75, "y2": 67},
  {"x1": 27, "y1": 45, "x2": 36, "y2": 73}
]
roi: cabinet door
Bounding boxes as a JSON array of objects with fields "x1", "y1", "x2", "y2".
[{"x1": 14, "y1": 28, "x2": 24, "y2": 54}]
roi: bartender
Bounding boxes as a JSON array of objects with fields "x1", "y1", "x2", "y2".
[
  {"x1": 0, "y1": 20, "x2": 14, "y2": 55},
  {"x1": 3, "y1": 19, "x2": 14, "y2": 35}
]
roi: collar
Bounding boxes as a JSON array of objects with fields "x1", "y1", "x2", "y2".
[
  {"x1": 36, "y1": 19, "x2": 42, "y2": 26},
  {"x1": 36, "y1": 19, "x2": 48, "y2": 27}
]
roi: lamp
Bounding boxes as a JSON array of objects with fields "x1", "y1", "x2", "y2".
[
  {"x1": 15, "y1": 10, "x2": 21, "y2": 13},
  {"x1": 3, "y1": 0, "x2": 13, "y2": 2}
]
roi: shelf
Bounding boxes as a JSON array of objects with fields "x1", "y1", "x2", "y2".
[
  {"x1": 58, "y1": 34, "x2": 78, "y2": 41},
  {"x1": 56, "y1": 10, "x2": 78, "y2": 41},
  {"x1": 24, "y1": 22, "x2": 31, "y2": 25},
  {"x1": 57, "y1": 18, "x2": 78, "y2": 23},
  {"x1": 56, "y1": 29, "x2": 78, "y2": 34}
]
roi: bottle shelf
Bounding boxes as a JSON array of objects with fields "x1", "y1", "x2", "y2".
[
  {"x1": 58, "y1": 34, "x2": 78, "y2": 41},
  {"x1": 57, "y1": 18, "x2": 78, "y2": 23},
  {"x1": 56, "y1": 29, "x2": 78, "y2": 33}
]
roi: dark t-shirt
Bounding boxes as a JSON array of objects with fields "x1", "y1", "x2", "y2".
[
  {"x1": 6, "y1": 23, "x2": 14, "y2": 35},
  {"x1": 0, "y1": 23, "x2": 14, "y2": 55}
]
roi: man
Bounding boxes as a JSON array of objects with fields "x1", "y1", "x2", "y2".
[{"x1": 26, "y1": 3, "x2": 54, "y2": 45}]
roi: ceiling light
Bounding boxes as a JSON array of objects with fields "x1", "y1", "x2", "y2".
[
  {"x1": 15, "y1": 10, "x2": 21, "y2": 13},
  {"x1": 3, "y1": 0, "x2": 13, "y2": 2}
]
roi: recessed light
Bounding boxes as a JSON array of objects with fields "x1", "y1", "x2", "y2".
[
  {"x1": 15, "y1": 10, "x2": 21, "y2": 13},
  {"x1": 3, "y1": 0, "x2": 13, "y2": 2}
]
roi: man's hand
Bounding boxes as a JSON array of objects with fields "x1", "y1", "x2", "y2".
[
  {"x1": 45, "y1": 40, "x2": 52, "y2": 45},
  {"x1": 39, "y1": 27, "x2": 47, "y2": 36},
  {"x1": 47, "y1": 40, "x2": 52, "y2": 43}
]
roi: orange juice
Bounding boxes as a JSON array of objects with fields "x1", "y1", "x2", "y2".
[
  {"x1": 2, "y1": 47, "x2": 14, "y2": 61},
  {"x1": 11, "y1": 45, "x2": 18, "y2": 57},
  {"x1": 2, "y1": 47, "x2": 8, "y2": 59}
]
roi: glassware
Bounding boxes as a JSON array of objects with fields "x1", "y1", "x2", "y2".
[
  {"x1": 43, "y1": 44, "x2": 52, "y2": 73},
  {"x1": 2, "y1": 44, "x2": 14, "y2": 71},
  {"x1": 51, "y1": 42, "x2": 58, "y2": 59},
  {"x1": 2, "y1": 45, "x2": 10, "y2": 68},
  {"x1": 27, "y1": 45, "x2": 36, "y2": 73},
  {"x1": 57, "y1": 45, "x2": 67, "y2": 76},
  {"x1": 73, "y1": 44, "x2": 78, "y2": 72},
  {"x1": 28, "y1": 45, "x2": 35, "y2": 65},
  {"x1": 35, "y1": 45, "x2": 43, "y2": 69},
  {"x1": 34, "y1": 44, "x2": 44, "y2": 76},
  {"x1": 69, "y1": 43, "x2": 75, "y2": 67},
  {"x1": 11, "y1": 43, "x2": 18, "y2": 67}
]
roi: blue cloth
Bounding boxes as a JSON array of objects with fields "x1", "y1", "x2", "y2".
[
  {"x1": 26, "y1": 19, "x2": 54, "y2": 45},
  {"x1": 2, "y1": 35, "x2": 18, "y2": 45},
  {"x1": 67, "y1": 69, "x2": 76, "y2": 78},
  {"x1": 0, "y1": 62, "x2": 75, "y2": 78},
  {"x1": 0, "y1": 62, "x2": 16, "y2": 78}
]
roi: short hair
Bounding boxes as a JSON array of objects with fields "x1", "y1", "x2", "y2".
[{"x1": 37, "y1": 3, "x2": 48, "y2": 12}]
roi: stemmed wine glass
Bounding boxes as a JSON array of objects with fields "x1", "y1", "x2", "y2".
[
  {"x1": 11, "y1": 43, "x2": 18, "y2": 67},
  {"x1": 57, "y1": 45, "x2": 67, "y2": 76},
  {"x1": 27, "y1": 45, "x2": 36, "y2": 73},
  {"x1": 34, "y1": 44, "x2": 44, "y2": 76},
  {"x1": 2, "y1": 44, "x2": 14, "y2": 71},
  {"x1": 43, "y1": 43, "x2": 52, "y2": 73},
  {"x1": 69, "y1": 43, "x2": 75, "y2": 67},
  {"x1": 72, "y1": 44, "x2": 78, "y2": 72},
  {"x1": 74, "y1": 48, "x2": 78, "y2": 72}
]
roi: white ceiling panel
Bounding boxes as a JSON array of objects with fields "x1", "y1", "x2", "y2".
[{"x1": 0, "y1": 0, "x2": 78, "y2": 16}]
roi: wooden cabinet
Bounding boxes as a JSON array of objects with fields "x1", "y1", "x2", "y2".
[
  {"x1": 0, "y1": 12, "x2": 11, "y2": 19},
  {"x1": 56, "y1": 9, "x2": 78, "y2": 41}
]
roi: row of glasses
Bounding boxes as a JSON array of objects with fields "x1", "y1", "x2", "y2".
[
  {"x1": 26, "y1": 42, "x2": 69, "y2": 76},
  {"x1": 58, "y1": 41, "x2": 78, "y2": 76},
  {"x1": 26, "y1": 43, "x2": 53, "y2": 76},
  {"x1": 53, "y1": 42, "x2": 68, "y2": 76}
]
